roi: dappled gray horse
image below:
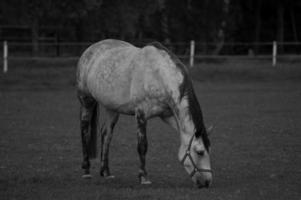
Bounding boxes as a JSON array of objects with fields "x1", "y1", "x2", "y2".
[{"x1": 77, "y1": 39, "x2": 212, "y2": 188}]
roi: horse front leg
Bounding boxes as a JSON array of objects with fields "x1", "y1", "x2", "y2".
[{"x1": 136, "y1": 110, "x2": 152, "y2": 184}]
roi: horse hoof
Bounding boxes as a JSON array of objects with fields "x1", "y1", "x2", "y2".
[
  {"x1": 105, "y1": 175, "x2": 115, "y2": 179},
  {"x1": 141, "y1": 180, "x2": 152, "y2": 184},
  {"x1": 100, "y1": 171, "x2": 114, "y2": 179},
  {"x1": 140, "y1": 177, "x2": 152, "y2": 185},
  {"x1": 82, "y1": 174, "x2": 92, "y2": 179}
]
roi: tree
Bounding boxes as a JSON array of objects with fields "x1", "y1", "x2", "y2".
[
  {"x1": 254, "y1": 0, "x2": 262, "y2": 53},
  {"x1": 276, "y1": 0, "x2": 284, "y2": 52}
]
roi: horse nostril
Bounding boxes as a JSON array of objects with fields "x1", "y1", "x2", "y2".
[{"x1": 196, "y1": 179, "x2": 211, "y2": 189}]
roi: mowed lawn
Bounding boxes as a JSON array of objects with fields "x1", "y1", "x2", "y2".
[{"x1": 0, "y1": 60, "x2": 300, "y2": 199}]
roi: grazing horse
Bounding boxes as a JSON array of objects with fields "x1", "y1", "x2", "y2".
[{"x1": 77, "y1": 39, "x2": 212, "y2": 188}]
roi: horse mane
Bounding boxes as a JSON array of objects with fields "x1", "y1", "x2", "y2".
[{"x1": 147, "y1": 42, "x2": 210, "y2": 150}]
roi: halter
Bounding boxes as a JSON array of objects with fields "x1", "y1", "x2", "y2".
[{"x1": 180, "y1": 135, "x2": 213, "y2": 177}]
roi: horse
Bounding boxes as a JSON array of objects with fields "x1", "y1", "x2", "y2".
[{"x1": 76, "y1": 39, "x2": 212, "y2": 188}]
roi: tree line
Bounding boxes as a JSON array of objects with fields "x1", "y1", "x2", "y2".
[{"x1": 1, "y1": 0, "x2": 300, "y2": 54}]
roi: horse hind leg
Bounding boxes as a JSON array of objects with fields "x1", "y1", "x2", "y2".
[
  {"x1": 78, "y1": 93, "x2": 97, "y2": 179},
  {"x1": 99, "y1": 108, "x2": 119, "y2": 178},
  {"x1": 136, "y1": 109, "x2": 152, "y2": 184}
]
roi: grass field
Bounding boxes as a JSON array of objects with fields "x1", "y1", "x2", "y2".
[{"x1": 0, "y1": 59, "x2": 300, "y2": 199}]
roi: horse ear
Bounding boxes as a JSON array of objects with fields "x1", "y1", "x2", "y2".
[{"x1": 207, "y1": 125, "x2": 214, "y2": 135}]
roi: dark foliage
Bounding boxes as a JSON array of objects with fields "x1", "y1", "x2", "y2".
[{"x1": 0, "y1": 0, "x2": 300, "y2": 48}]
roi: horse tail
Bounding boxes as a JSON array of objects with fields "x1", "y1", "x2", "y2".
[{"x1": 88, "y1": 103, "x2": 98, "y2": 159}]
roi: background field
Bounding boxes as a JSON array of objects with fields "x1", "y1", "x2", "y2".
[{"x1": 0, "y1": 60, "x2": 300, "y2": 200}]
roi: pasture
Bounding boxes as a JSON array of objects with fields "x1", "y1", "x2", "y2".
[{"x1": 0, "y1": 59, "x2": 300, "y2": 200}]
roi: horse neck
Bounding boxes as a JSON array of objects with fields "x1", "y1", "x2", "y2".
[
  {"x1": 173, "y1": 98, "x2": 196, "y2": 146},
  {"x1": 168, "y1": 97, "x2": 198, "y2": 162}
]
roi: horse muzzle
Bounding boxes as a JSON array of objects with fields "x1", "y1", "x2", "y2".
[
  {"x1": 196, "y1": 180, "x2": 211, "y2": 188},
  {"x1": 193, "y1": 172, "x2": 212, "y2": 188},
  {"x1": 195, "y1": 177, "x2": 212, "y2": 188}
]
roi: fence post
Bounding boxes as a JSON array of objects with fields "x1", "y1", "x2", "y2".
[
  {"x1": 3, "y1": 41, "x2": 8, "y2": 73},
  {"x1": 190, "y1": 40, "x2": 195, "y2": 67},
  {"x1": 272, "y1": 41, "x2": 277, "y2": 67}
]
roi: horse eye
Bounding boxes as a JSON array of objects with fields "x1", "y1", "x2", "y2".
[{"x1": 196, "y1": 150, "x2": 205, "y2": 156}]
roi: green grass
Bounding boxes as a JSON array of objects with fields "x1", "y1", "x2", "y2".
[
  {"x1": 1, "y1": 59, "x2": 300, "y2": 91},
  {"x1": 190, "y1": 59, "x2": 301, "y2": 82},
  {"x1": 0, "y1": 59, "x2": 300, "y2": 199}
]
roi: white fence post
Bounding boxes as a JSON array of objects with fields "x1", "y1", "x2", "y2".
[
  {"x1": 272, "y1": 41, "x2": 277, "y2": 67},
  {"x1": 190, "y1": 40, "x2": 195, "y2": 67},
  {"x1": 3, "y1": 41, "x2": 8, "y2": 73}
]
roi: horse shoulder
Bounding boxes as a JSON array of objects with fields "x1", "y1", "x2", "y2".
[
  {"x1": 146, "y1": 46, "x2": 185, "y2": 103},
  {"x1": 130, "y1": 46, "x2": 167, "y2": 97},
  {"x1": 127, "y1": 46, "x2": 185, "y2": 117}
]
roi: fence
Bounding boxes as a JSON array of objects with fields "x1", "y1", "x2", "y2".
[{"x1": 2, "y1": 40, "x2": 301, "y2": 73}]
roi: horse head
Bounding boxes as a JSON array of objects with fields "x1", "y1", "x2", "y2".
[{"x1": 179, "y1": 131, "x2": 212, "y2": 188}]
